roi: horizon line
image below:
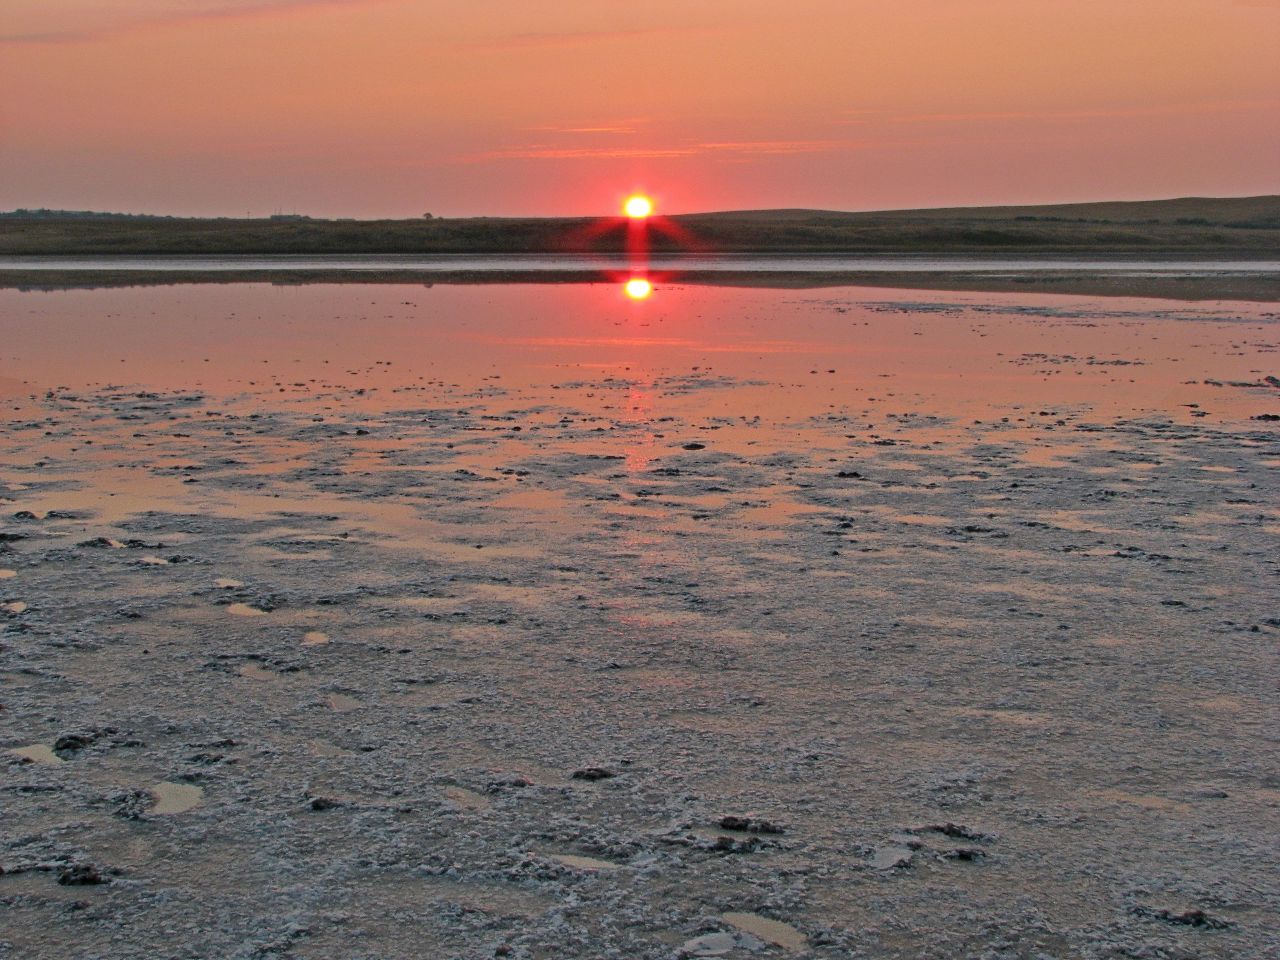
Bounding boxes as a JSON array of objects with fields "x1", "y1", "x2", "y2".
[{"x1": 2, "y1": 192, "x2": 1278, "y2": 222}]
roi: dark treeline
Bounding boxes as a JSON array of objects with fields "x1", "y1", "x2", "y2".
[{"x1": 0, "y1": 209, "x2": 181, "y2": 220}]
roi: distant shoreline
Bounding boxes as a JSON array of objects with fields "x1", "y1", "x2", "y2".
[
  {"x1": 3, "y1": 267, "x2": 1277, "y2": 302},
  {"x1": 2, "y1": 196, "x2": 1278, "y2": 258},
  {"x1": 5, "y1": 195, "x2": 1278, "y2": 300}
]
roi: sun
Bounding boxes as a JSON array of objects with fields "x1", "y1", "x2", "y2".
[
  {"x1": 624, "y1": 277, "x2": 653, "y2": 300},
  {"x1": 623, "y1": 194, "x2": 654, "y2": 219}
]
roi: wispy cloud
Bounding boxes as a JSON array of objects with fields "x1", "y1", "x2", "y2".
[
  {"x1": 698, "y1": 140, "x2": 842, "y2": 155},
  {"x1": 483, "y1": 27, "x2": 663, "y2": 48},
  {"x1": 0, "y1": 0, "x2": 390, "y2": 45},
  {"x1": 461, "y1": 139, "x2": 846, "y2": 163},
  {"x1": 0, "y1": 30, "x2": 88, "y2": 45},
  {"x1": 835, "y1": 98, "x2": 1280, "y2": 126},
  {"x1": 468, "y1": 146, "x2": 703, "y2": 161},
  {"x1": 465, "y1": 24, "x2": 721, "y2": 51},
  {"x1": 527, "y1": 124, "x2": 646, "y2": 136}
]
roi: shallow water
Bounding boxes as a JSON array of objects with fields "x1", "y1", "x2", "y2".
[
  {"x1": 149, "y1": 781, "x2": 203, "y2": 815},
  {"x1": 0, "y1": 282, "x2": 1275, "y2": 425}
]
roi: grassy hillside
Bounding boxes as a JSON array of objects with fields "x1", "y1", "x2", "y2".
[
  {"x1": 1, "y1": 196, "x2": 1278, "y2": 256},
  {"x1": 691, "y1": 195, "x2": 1280, "y2": 225}
]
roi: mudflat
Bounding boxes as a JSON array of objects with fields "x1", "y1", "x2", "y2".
[{"x1": 1, "y1": 282, "x2": 1277, "y2": 958}]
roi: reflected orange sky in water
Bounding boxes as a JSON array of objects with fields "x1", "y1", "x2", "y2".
[
  {"x1": 0, "y1": 283, "x2": 1274, "y2": 430},
  {"x1": 625, "y1": 278, "x2": 653, "y2": 301},
  {"x1": 2, "y1": 1, "x2": 1277, "y2": 216}
]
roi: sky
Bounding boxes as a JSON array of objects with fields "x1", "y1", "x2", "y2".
[{"x1": 2, "y1": 0, "x2": 1278, "y2": 217}]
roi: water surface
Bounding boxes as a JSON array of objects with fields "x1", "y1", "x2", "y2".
[{"x1": 1, "y1": 282, "x2": 1273, "y2": 424}]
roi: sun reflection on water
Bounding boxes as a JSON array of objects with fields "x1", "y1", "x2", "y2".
[{"x1": 624, "y1": 277, "x2": 653, "y2": 300}]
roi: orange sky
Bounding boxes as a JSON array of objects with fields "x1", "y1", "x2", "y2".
[{"x1": 2, "y1": 0, "x2": 1277, "y2": 217}]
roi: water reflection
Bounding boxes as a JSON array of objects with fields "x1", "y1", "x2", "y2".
[
  {"x1": 622, "y1": 375, "x2": 659, "y2": 474},
  {"x1": 624, "y1": 202, "x2": 652, "y2": 299},
  {"x1": 624, "y1": 277, "x2": 653, "y2": 300},
  {"x1": 0, "y1": 283, "x2": 1273, "y2": 424}
]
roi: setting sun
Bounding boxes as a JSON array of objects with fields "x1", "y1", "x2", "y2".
[
  {"x1": 624, "y1": 195, "x2": 654, "y2": 219},
  {"x1": 624, "y1": 277, "x2": 653, "y2": 300}
]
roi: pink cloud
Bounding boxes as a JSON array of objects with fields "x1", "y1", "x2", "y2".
[
  {"x1": 462, "y1": 140, "x2": 848, "y2": 163},
  {"x1": 0, "y1": 0, "x2": 391, "y2": 45}
]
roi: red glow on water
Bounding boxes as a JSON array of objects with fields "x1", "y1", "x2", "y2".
[{"x1": 624, "y1": 277, "x2": 653, "y2": 300}]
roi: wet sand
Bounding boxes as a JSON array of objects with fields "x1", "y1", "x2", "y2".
[{"x1": 1, "y1": 283, "x2": 1277, "y2": 958}]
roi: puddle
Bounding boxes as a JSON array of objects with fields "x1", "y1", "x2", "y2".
[
  {"x1": 1092, "y1": 788, "x2": 1192, "y2": 814},
  {"x1": 150, "y1": 781, "x2": 204, "y2": 814},
  {"x1": 302, "y1": 631, "x2": 330, "y2": 646},
  {"x1": 1092, "y1": 635, "x2": 1128, "y2": 647},
  {"x1": 10, "y1": 744, "x2": 64, "y2": 765},
  {"x1": 1196, "y1": 695, "x2": 1246, "y2": 713},
  {"x1": 492, "y1": 487, "x2": 570, "y2": 513},
  {"x1": 720, "y1": 912, "x2": 807, "y2": 952},
  {"x1": 309, "y1": 740, "x2": 353, "y2": 758},
  {"x1": 226, "y1": 603, "x2": 268, "y2": 617},
  {"x1": 410, "y1": 875, "x2": 554, "y2": 918},
  {"x1": 397, "y1": 596, "x2": 464, "y2": 610},
  {"x1": 952, "y1": 706, "x2": 1049, "y2": 727},
  {"x1": 442, "y1": 785, "x2": 492, "y2": 810},
  {"x1": 871, "y1": 846, "x2": 915, "y2": 870},
  {"x1": 547, "y1": 853, "x2": 623, "y2": 871},
  {"x1": 1019, "y1": 447, "x2": 1076, "y2": 467},
  {"x1": 465, "y1": 583, "x2": 549, "y2": 606},
  {"x1": 892, "y1": 513, "x2": 955, "y2": 527},
  {"x1": 251, "y1": 546, "x2": 333, "y2": 562}
]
